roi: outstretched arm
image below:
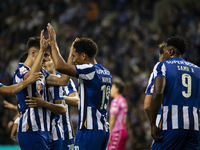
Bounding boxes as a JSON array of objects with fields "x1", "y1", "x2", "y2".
[
  {"x1": 47, "y1": 23, "x2": 77, "y2": 77},
  {"x1": 0, "y1": 72, "x2": 42, "y2": 96},
  {"x1": 25, "y1": 92, "x2": 66, "y2": 115}
]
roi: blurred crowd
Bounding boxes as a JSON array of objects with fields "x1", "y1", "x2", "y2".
[{"x1": 0, "y1": 0, "x2": 200, "y2": 149}]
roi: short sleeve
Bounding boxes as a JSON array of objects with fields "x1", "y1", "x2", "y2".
[
  {"x1": 75, "y1": 64, "x2": 95, "y2": 80},
  {"x1": 41, "y1": 68, "x2": 51, "y2": 80},
  {"x1": 153, "y1": 62, "x2": 166, "y2": 79},
  {"x1": 0, "y1": 83, "x2": 4, "y2": 88},
  {"x1": 145, "y1": 72, "x2": 154, "y2": 95},
  {"x1": 64, "y1": 79, "x2": 77, "y2": 96}
]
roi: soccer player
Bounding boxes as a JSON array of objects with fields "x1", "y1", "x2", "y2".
[
  {"x1": 47, "y1": 23, "x2": 112, "y2": 150},
  {"x1": 13, "y1": 31, "x2": 69, "y2": 150},
  {"x1": 26, "y1": 50, "x2": 79, "y2": 150},
  {"x1": 144, "y1": 42, "x2": 165, "y2": 123},
  {"x1": 0, "y1": 72, "x2": 42, "y2": 96},
  {"x1": 150, "y1": 36, "x2": 200, "y2": 149},
  {"x1": 107, "y1": 80, "x2": 128, "y2": 150}
]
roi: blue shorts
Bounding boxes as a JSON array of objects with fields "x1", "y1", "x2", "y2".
[
  {"x1": 50, "y1": 138, "x2": 63, "y2": 150},
  {"x1": 62, "y1": 138, "x2": 74, "y2": 150},
  {"x1": 18, "y1": 130, "x2": 52, "y2": 150},
  {"x1": 151, "y1": 129, "x2": 199, "y2": 150},
  {"x1": 74, "y1": 129, "x2": 110, "y2": 150}
]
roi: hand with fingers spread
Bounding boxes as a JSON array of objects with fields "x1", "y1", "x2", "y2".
[
  {"x1": 25, "y1": 92, "x2": 46, "y2": 108},
  {"x1": 26, "y1": 72, "x2": 43, "y2": 84},
  {"x1": 151, "y1": 124, "x2": 163, "y2": 142}
]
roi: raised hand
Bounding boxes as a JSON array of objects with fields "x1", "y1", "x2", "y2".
[
  {"x1": 47, "y1": 23, "x2": 57, "y2": 43},
  {"x1": 26, "y1": 72, "x2": 43, "y2": 84},
  {"x1": 25, "y1": 92, "x2": 46, "y2": 107},
  {"x1": 40, "y1": 29, "x2": 49, "y2": 52}
]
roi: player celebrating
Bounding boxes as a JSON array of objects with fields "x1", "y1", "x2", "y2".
[
  {"x1": 0, "y1": 72, "x2": 42, "y2": 96},
  {"x1": 150, "y1": 36, "x2": 200, "y2": 149},
  {"x1": 47, "y1": 23, "x2": 112, "y2": 150},
  {"x1": 13, "y1": 31, "x2": 69, "y2": 150},
  {"x1": 107, "y1": 80, "x2": 128, "y2": 150}
]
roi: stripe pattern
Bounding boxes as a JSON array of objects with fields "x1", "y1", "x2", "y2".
[
  {"x1": 13, "y1": 64, "x2": 51, "y2": 132},
  {"x1": 160, "y1": 105, "x2": 199, "y2": 131},
  {"x1": 152, "y1": 58, "x2": 200, "y2": 131},
  {"x1": 75, "y1": 64, "x2": 112, "y2": 131},
  {"x1": 47, "y1": 73, "x2": 65, "y2": 141}
]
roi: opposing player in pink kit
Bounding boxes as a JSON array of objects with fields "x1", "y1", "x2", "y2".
[{"x1": 107, "y1": 81, "x2": 128, "y2": 150}]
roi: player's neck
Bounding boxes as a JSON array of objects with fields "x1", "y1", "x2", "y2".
[
  {"x1": 84, "y1": 58, "x2": 97, "y2": 65},
  {"x1": 23, "y1": 57, "x2": 34, "y2": 68}
]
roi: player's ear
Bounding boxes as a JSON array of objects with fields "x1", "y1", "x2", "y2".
[
  {"x1": 81, "y1": 53, "x2": 87, "y2": 60},
  {"x1": 168, "y1": 48, "x2": 174, "y2": 56},
  {"x1": 30, "y1": 49, "x2": 36, "y2": 57}
]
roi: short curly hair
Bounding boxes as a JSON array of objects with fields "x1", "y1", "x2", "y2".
[
  {"x1": 166, "y1": 35, "x2": 188, "y2": 54},
  {"x1": 73, "y1": 38, "x2": 98, "y2": 58}
]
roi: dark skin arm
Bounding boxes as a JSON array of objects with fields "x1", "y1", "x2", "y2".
[
  {"x1": 150, "y1": 76, "x2": 165, "y2": 142},
  {"x1": 47, "y1": 23, "x2": 77, "y2": 77}
]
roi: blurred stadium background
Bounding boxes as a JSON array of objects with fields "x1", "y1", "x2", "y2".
[{"x1": 0, "y1": 0, "x2": 200, "y2": 149}]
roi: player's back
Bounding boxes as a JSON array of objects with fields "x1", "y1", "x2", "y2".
[
  {"x1": 154, "y1": 57, "x2": 200, "y2": 131},
  {"x1": 75, "y1": 63, "x2": 112, "y2": 130}
]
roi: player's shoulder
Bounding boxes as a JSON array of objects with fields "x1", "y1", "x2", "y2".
[
  {"x1": 14, "y1": 64, "x2": 30, "y2": 75},
  {"x1": 76, "y1": 63, "x2": 94, "y2": 70},
  {"x1": 95, "y1": 64, "x2": 111, "y2": 76},
  {"x1": 0, "y1": 83, "x2": 4, "y2": 87}
]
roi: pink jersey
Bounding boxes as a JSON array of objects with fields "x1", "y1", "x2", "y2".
[{"x1": 110, "y1": 95, "x2": 128, "y2": 133}]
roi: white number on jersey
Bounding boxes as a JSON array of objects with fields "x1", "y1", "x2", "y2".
[
  {"x1": 182, "y1": 73, "x2": 192, "y2": 98},
  {"x1": 100, "y1": 85, "x2": 111, "y2": 109},
  {"x1": 74, "y1": 146, "x2": 79, "y2": 150}
]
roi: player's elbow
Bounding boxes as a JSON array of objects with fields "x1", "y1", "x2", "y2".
[{"x1": 144, "y1": 105, "x2": 150, "y2": 113}]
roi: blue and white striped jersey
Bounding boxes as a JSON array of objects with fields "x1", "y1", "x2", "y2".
[
  {"x1": 145, "y1": 71, "x2": 162, "y2": 128},
  {"x1": 153, "y1": 57, "x2": 200, "y2": 131},
  {"x1": 13, "y1": 64, "x2": 51, "y2": 132},
  {"x1": 46, "y1": 72, "x2": 65, "y2": 141},
  {"x1": 75, "y1": 63, "x2": 112, "y2": 131},
  {"x1": 60, "y1": 79, "x2": 77, "y2": 141},
  {"x1": 0, "y1": 83, "x2": 3, "y2": 88}
]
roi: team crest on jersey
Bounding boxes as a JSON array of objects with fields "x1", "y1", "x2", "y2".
[{"x1": 36, "y1": 81, "x2": 44, "y2": 96}]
